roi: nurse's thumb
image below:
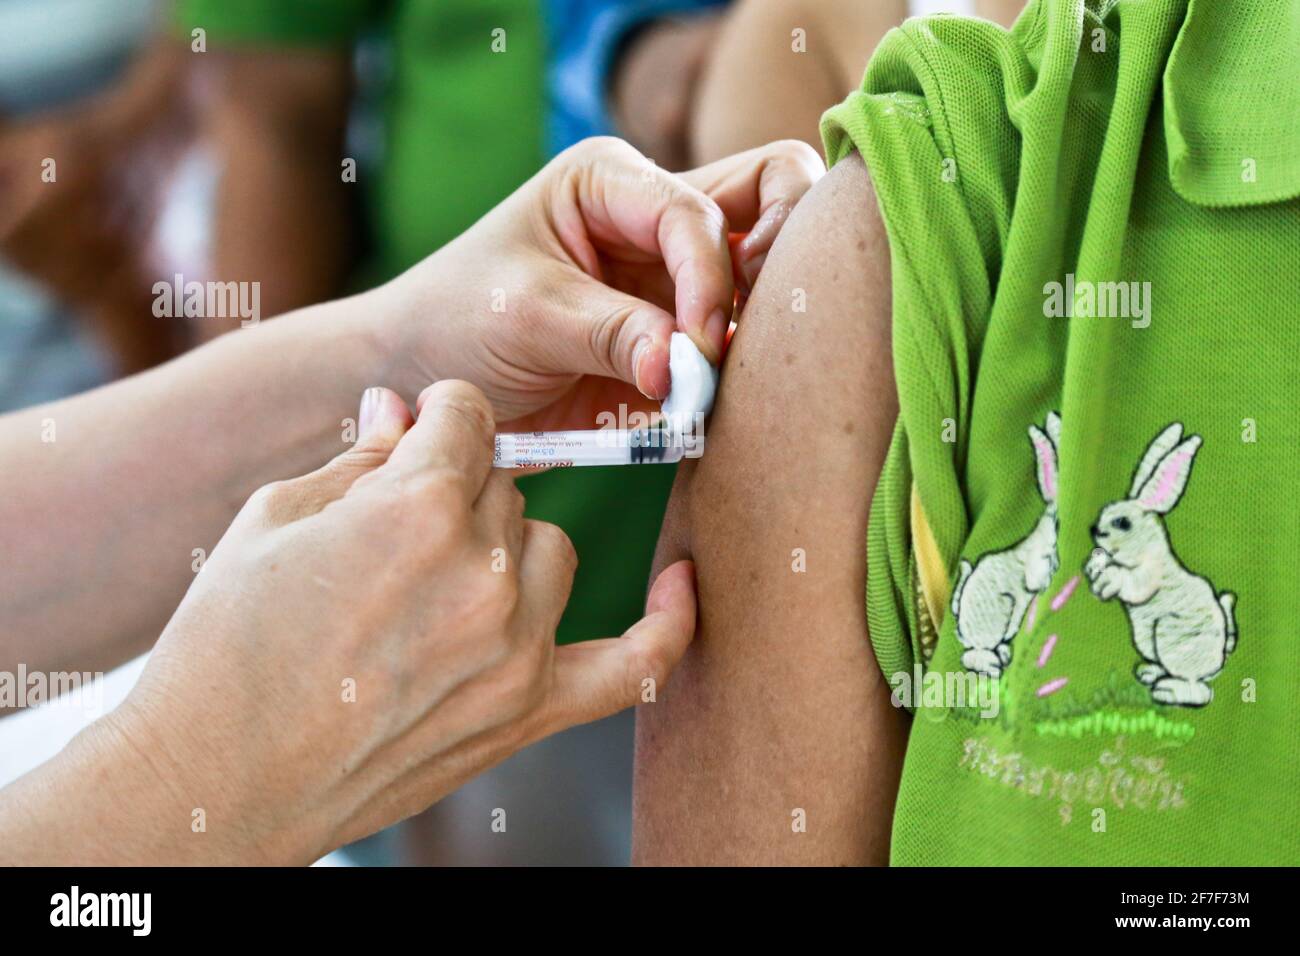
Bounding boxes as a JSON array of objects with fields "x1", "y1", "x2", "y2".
[
  {"x1": 540, "y1": 283, "x2": 676, "y2": 400},
  {"x1": 538, "y1": 560, "x2": 697, "y2": 733},
  {"x1": 297, "y1": 388, "x2": 413, "y2": 499}
]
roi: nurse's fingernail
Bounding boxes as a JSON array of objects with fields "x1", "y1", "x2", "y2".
[
  {"x1": 741, "y1": 201, "x2": 790, "y2": 257},
  {"x1": 632, "y1": 337, "x2": 650, "y2": 388},
  {"x1": 702, "y1": 308, "x2": 729, "y2": 365},
  {"x1": 358, "y1": 387, "x2": 381, "y2": 439},
  {"x1": 636, "y1": 338, "x2": 670, "y2": 400},
  {"x1": 740, "y1": 252, "x2": 767, "y2": 293}
]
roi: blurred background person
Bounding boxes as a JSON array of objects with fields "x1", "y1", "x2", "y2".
[
  {"x1": 0, "y1": 0, "x2": 186, "y2": 399},
  {"x1": 685, "y1": 0, "x2": 1029, "y2": 167}
]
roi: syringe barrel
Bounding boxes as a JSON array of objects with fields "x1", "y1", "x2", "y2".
[{"x1": 492, "y1": 428, "x2": 696, "y2": 468}]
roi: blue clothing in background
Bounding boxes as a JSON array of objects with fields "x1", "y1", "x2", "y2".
[{"x1": 543, "y1": 0, "x2": 726, "y2": 155}]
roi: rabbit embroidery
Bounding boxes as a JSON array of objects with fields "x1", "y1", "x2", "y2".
[
  {"x1": 1084, "y1": 423, "x2": 1237, "y2": 707},
  {"x1": 952, "y1": 412, "x2": 1061, "y2": 678}
]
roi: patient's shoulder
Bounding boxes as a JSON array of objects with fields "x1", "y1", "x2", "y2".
[
  {"x1": 715, "y1": 151, "x2": 892, "y2": 447},
  {"x1": 664, "y1": 151, "x2": 897, "y2": 545}
]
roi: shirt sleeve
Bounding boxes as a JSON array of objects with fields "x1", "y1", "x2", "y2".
[{"x1": 821, "y1": 14, "x2": 1022, "y2": 688}]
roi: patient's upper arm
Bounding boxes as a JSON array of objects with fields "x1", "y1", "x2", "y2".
[{"x1": 632, "y1": 154, "x2": 909, "y2": 865}]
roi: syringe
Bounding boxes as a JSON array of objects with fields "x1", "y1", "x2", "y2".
[
  {"x1": 492, "y1": 331, "x2": 719, "y2": 469},
  {"x1": 493, "y1": 426, "x2": 702, "y2": 469}
]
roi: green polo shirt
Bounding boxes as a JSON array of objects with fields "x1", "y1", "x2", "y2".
[{"x1": 824, "y1": 0, "x2": 1300, "y2": 864}]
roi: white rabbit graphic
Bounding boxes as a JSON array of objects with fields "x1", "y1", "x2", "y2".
[
  {"x1": 1084, "y1": 423, "x2": 1237, "y2": 707},
  {"x1": 952, "y1": 412, "x2": 1062, "y2": 678}
]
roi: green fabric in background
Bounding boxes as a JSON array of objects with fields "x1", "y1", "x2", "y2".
[
  {"x1": 178, "y1": 0, "x2": 376, "y2": 44},
  {"x1": 176, "y1": 0, "x2": 671, "y2": 644},
  {"x1": 177, "y1": 0, "x2": 546, "y2": 270},
  {"x1": 824, "y1": 0, "x2": 1299, "y2": 864},
  {"x1": 518, "y1": 465, "x2": 677, "y2": 642}
]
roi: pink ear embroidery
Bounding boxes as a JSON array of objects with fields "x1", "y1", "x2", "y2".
[
  {"x1": 1033, "y1": 432, "x2": 1057, "y2": 499},
  {"x1": 1139, "y1": 448, "x2": 1191, "y2": 510}
]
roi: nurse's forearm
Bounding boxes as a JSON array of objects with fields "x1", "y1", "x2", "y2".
[
  {"x1": 0, "y1": 290, "x2": 388, "y2": 679},
  {"x1": 0, "y1": 705, "x2": 298, "y2": 864}
]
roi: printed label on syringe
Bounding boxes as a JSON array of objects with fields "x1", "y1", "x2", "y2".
[
  {"x1": 492, "y1": 428, "x2": 698, "y2": 469},
  {"x1": 494, "y1": 433, "x2": 587, "y2": 467}
]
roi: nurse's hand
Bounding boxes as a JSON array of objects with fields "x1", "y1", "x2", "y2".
[
  {"x1": 87, "y1": 383, "x2": 697, "y2": 864},
  {"x1": 378, "y1": 136, "x2": 823, "y2": 431}
]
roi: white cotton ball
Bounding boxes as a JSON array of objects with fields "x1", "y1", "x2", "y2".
[{"x1": 660, "y1": 332, "x2": 718, "y2": 437}]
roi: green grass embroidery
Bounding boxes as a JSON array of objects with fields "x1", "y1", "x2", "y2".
[
  {"x1": 1033, "y1": 707, "x2": 1195, "y2": 742},
  {"x1": 1031, "y1": 670, "x2": 1152, "y2": 720}
]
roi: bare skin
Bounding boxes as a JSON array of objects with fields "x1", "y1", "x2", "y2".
[
  {"x1": 0, "y1": 382, "x2": 699, "y2": 865},
  {"x1": 611, "y1": 13, "x2": 724, "y2": 172},
  {"x1": 689, "y1": 0, "x2": 908, "y2": 164},
  {"x1": 0, "y1": 139, "x2": 819, "y2": 865},
  {"x1": 0, "y1": 138, "x2": 819, "y2": 690},
  {"x1": 632, "y1": 154, "x2": 909, "y2": 865},
  {"x1": 688, "y1": 0, "x2": 1028, "y2": 167}
]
